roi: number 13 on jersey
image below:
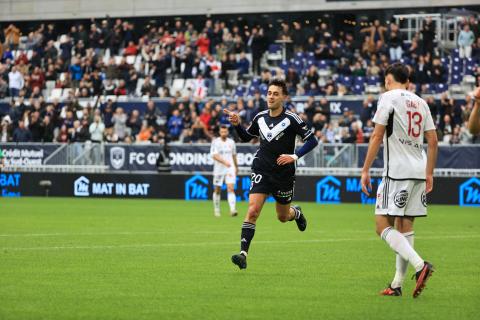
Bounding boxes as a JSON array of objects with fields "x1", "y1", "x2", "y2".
[{"x1": 407, "y1": 111, "x2": 423, "y2": 138}]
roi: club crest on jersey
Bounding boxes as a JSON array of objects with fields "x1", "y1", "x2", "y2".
[
  {"x1": 258, "y1": 117, "x2": 291, "y2": 142},
  {"x1": 421, "y1": 191, "x2": 427, "y2": 207},
  {"x1": 394, "y1": 190, "x2": 409, "y2": 208}
]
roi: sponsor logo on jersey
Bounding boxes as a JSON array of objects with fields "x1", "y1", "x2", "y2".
[{"x1": 394, "y1": 190, "x2": 409, "y2": 208}]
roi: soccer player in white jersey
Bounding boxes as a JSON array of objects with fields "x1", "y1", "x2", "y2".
[
  {"x1": 210, "y1": 125, "x2": 238, "y2": 217},
  {"x1": 361, "y1": 63, "x2": 438, "y2": 298}
]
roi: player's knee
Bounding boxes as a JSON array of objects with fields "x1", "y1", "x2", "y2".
[{"x1": 277, "y1": 215, "x2": 289, "y2": 223}]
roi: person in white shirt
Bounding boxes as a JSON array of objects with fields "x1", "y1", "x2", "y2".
[
  {"x1": 8, "y1": 66, "x2": 24, "y2": 97},
  {"x1": 210, "y1": 125, "x2": 238, "y2": 217},
  {"x1": 361, "y1": 63, "x2": 438, "y2": 298}
]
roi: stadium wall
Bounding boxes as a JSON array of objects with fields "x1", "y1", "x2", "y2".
[
  {"x1": 1, "y1": 172, "x2": 479, "y2": 207},
  {"x1": 0, "y1": 0, "x2": 479, "y2": 22}
]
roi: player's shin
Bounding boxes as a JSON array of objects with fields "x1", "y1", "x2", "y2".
[
  {"x1": 228, "y1": 192, "x2": 237, "y2": 214},
  {"x1": 381, "y1": 227, "x2": 424, "y2": 272},
  {"x1": 213, "y1": 192, "x2": 221, "y2": 216},
  {"x1": 391, "y1": 231, "x2": 415, "y2": 288},
  {"x1": 240, "y1": 222, "x2": 256, "y2": 256}
]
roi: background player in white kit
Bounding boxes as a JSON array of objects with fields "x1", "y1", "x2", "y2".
[
  {"x1": 361, "y1": 63, "x2": 438, "y2": 298},
  {"x1": 211, "y1": 125, "x2": 238, "y2": 217}
]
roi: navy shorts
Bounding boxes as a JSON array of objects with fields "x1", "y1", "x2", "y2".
[{"x1": 249, "y1": 171, "x2": 295, "y2": 205}]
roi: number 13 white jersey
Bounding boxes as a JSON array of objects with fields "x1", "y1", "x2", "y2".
[{"x1": 372, "y1": 89, "x2": 436, "y2": 180}]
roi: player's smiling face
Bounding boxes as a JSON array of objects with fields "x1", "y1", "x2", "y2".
[{"x1": 267, "y1": 85, "x2": 285, "y2": 111}]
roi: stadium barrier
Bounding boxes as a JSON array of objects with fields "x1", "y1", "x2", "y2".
[
  {"x1": 1, "y1": 143, "x2": 479, "y2": 172},
  {"x1": 1, "y1": 172, "x2": 478, "y2": 207}
]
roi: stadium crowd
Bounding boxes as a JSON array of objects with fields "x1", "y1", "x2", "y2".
[{"x1": 0, "y1": 14, "x2": 479, "y2": 145}]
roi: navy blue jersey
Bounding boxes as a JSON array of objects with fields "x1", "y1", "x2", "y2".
[{"x1": 244, "y1": 108, "x2": 313, "y2": 178}]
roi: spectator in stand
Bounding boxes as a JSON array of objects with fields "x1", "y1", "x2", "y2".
[
  {"x1": 13, "y1": 120, "x2": 32, "y2": 142},
  {"x1": 112, "y1": 107, "x2": 128, "y2": 141},
  {"x1": 421, "y1": 18, "x2": 435, "y2": 56},
  {"x1": 430, "y1": 57, "x2": 446, "y2": 83},
  {"x1": 8, "y1": 66, "x2": 24, "y2": 97},
  {"x1": 89, "y1": 113, "x2": 105, "y2": 142},
  {"x1": 387, "y1": 23, "x2": 403, "y2": 61},
  {"x1": 458, "y1": 24, "x2": 475, "y2": 59},
  {"x1": 127, "y1": 109, "x2": 142, "y2": 138},
  {"x1": 4, "y1": 24, "x2": 20, "y2": 49},
  {"x1": 167, "y1": 109, "x2": 184, "y2": 141}
]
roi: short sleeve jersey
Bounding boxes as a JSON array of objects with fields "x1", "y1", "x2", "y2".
[
  {"x1": 372, "y1": 89, "x2": 436, "y2": 180},
  {"x1": 210, "y1": 137, "x2": 236, "y2": 175},
  {"x1": 244, "y1": 108, "x2": 313, "y2": 178}
]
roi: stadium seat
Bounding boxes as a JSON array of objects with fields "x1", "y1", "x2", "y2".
[
  {"x1": 259, "y1": 83, "x2": 268, "y2": 95},
  {"x1": 452, "y1": 65, "x2": 463, "y2": 75},
  {"x1": 434, "y1": 83, "x2": 448, "y2": 93},
  {"x1": 367, "y1": 76, "x2": 380, "y2": 86},
  {"x1": 352, "y1": 84, "x2": 365, "y2": 95},
  {"x1": 234, "y1": 85, "x2": 246, "y2": 98},
  {"x1": 354, "y1": 76, "x2": 366, "y2": 86},
  {"x1": 451, "y1": 74, "x2": 462, "y2": 85},
  {"x1": 317, "y1": 60, "x2": 329, "y2": 70},
  {"x1": 251, "y1": 78, "x2": 261, "y2": 87}
]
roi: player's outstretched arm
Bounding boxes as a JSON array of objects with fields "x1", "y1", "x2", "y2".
[
  {"x1": 361, "y1": 124, "x2": 386, "y2": 196},
  {"x1": 468, "y1": 87, "x2": 480, "y2": 135},
  {"x1": 424, "y1": 129, "x2": 438, "y2": 194},
  {"x1": 223, "y1": 108, "x2": 255, "y2": 142}
]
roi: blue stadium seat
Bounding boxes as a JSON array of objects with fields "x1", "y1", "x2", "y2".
[
  {"x1": 352, "y1": 84, "x2": 365, "y2": 95},
  {"x1": 367, "y1": 76, "x2": 380, "y2": 86},
  {"x1": 268, "y1": 44, "x2": 281, "y2": 54},
  {"x1": 234, "y1": 85, "x2": 246, "y2": 97},
  {"x1": 317, "y1": 60, "x2": 329, "y2": 70},
  {"x1": 251, "y1": 78, "x2": 261, "y2": 87},
  {"x1": 451, "y1": 65, "x2": 463, "y2": 75},
  {"x1": 451, "y1": 74, "x2": 462, "y2": 85},
  {"x1": 354, "y1": 76, "x2": 366, "y2": 86},
  {"x1": 259, "y1": 83, "x2": 268, "y2": 95},
  {"x1": 451, "y1": 48, "x2": 460, "y2": 58},
  {"x1": 434, "y1": 83, "x2": 448, "y2": 93}
]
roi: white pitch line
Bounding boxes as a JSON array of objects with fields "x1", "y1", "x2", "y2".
[
  {"x1": 0, "y1": 230, "x2": 326, "y2": 237},
  {"x1": 1, "y1": 234, "x2": 479, "y2": 251}
]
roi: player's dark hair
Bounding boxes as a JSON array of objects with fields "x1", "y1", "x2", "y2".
[
  {"x1": 219, "y1": 125, "x2": 229, "y2": 130},
  {"x1": 385, "y1": 62, "x2": 410, "y2": 84},
  {"x1": 268, "y1": 78, "x2": 288, "y2": 96}
]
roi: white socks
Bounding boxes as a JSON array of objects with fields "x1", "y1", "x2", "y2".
[
  {"x1": 213, "y1": 192, "x2": 221, "y2": 216},
  {"x1": 391, "y1": 231, "x2": 414, "y2": 288},
  {"x1": 381, "y1": 227, "x2": 424, "y2": 274},
  {"x1": 214, "y1": 191, "x2": 236, "y2": 215},
  {"x1": 228, "y1": 192, "x2": 237, "y2": 213}
]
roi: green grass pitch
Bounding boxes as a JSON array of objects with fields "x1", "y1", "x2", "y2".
[{"x1": 0, "y1": 198, "x2": 479, "y2": 320}]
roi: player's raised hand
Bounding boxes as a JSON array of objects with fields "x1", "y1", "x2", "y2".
[
  {"x1": 223, "y1": 108, "x2": 240, "y2": 126},
  {"x1": 361, "y1": 171, "x2": 372, "y2": 196}
]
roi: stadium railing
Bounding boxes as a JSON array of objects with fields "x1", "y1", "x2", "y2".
[{"x1": 1, "y1": 143, "x2": 478, "y2": 177}]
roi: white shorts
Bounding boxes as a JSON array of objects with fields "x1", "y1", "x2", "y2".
[
  {"x1": 375, "y1": 177, "x2": 427, "y2": 217},
  {"x1": 213, "y1": 170, "x2": 236, "y2": 187}
]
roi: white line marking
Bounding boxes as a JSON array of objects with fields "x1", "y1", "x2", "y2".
[{"x1": 1, "y1": 235, "x2": 478, "y2": 251}]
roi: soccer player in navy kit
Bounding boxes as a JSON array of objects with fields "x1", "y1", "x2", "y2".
[{"x1": 224, "y1": 79, "x2": 318, "y2": 269}]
